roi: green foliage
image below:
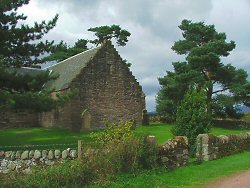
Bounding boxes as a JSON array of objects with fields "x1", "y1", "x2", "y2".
[
  {"x1": 0, "y1": 65, "x2": 51, "y2": 92},
  {"x1": 2, "y1": 160, "x2": 97, "y2": 188},
  {"x1": 122, "y1": 59, "x2": 132, "y2": 68},
  {"x1": 0, "y1": 0, "x2": 58, "y2": 66},
  {"x1": 90, "y1": 121, "x2": 141, "y2": 173},
  {"x1": 138, "y1": 135, "x2": 158, "y2": 169},
  {"x1": 91, "y1": 121, "x2": 158, "y2": 173},
  {"x1": 213, "y1": 94, "x2": 244, "y2": 119},
  {"x1": 0, "y1": 0, "x2": 64, "y2": 112},
  {"x1": 43, "y1": 39, "x2": 89, "y2": 62},
  {"x1": 88, "y1": 24, "x2": 131, "y2": 46},
  {"x1": 157, "y1": 19, "x2": 250, "y2": 119},
  {"x1": 91, "y1": 120, "x2": 134, "y2": 146},
  {"x1": 172, "y1": 88, "x2": 212, "y2": 148}
]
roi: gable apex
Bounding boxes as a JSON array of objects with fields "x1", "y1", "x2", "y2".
[{"x1": 44, "y1": 46, "x2": 102, "y2": 91}]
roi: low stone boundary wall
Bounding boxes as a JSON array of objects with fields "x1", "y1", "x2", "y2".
[
  {"x1": 0, "y1": 149, "x2": 77, "y2": 174},
  {"x1": 159, "y1": 136, "x2": 189, "y2": 168},
  {"x1": 213, "y1": 119, "x2": 250, "y2": 130},
  {"x1": 1, "y1": 136, "x2": 190, "y2": 174},
  {"x1": 196, "y1": 133, "x2": 250, "y2": 161}
]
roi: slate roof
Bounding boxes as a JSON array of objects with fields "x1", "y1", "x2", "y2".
[{"x1": 44, "y1": 46, "x2": 102, "y2": 91}]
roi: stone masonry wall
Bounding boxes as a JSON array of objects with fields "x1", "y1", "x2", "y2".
[
  {"x1": 70, "y1": 42, "x2": 145, "y2": 130},
  {"x1": 39, "y1": 93, "x2": 82, "y2": 131},
  {"x1": 196, "y1": 133, "x2": 250, "y2": 161},
  {"x1": 0, "y1": 110, "x2": 39, "y2": 128},
  {"x1": 158, "y1": 136, "x2": 189, "y2": 168}
]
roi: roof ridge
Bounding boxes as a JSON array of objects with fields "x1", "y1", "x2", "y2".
[
  {"x1": 46, "y1": 46, "x2": 101, "y2": 69},
  {"x1": 19, "y1": 67, "x2": 43, "y2": 70}
]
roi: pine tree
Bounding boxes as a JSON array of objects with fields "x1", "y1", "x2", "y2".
[
  {"x1": 88, "y1": 24, "x2": 131, "y2": 46},
  {"x1": 0, "y1": 0, "x2": 61, "y2": 111},
  {"x1": 157, "y1": 19, "x2": 250, "y2": 120},
  {"x1": 43, "y1": 39, "x2": 88, "y2": 62}
]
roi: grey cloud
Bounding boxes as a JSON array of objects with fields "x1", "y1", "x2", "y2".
[
  {"x1": 112, "y1": 0, "x2": 213, "y2": 40},
  {"x1": 23, "y1": 0, "x2": 250, "y2": 111},
  {"x1": 146, "y1": 94, "x2": 157, "y2": 112},
  {"x1": 37, "y1": 0, "x2": 100, "y2": 9}
]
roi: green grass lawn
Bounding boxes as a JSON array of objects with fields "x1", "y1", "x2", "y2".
[
  {"x1": 0, "y1": 127, "x2": 94, "y2": 150},
  {"x1": 0, "y1": 123, "x2": 249, "y2": 150},
  {"x1": 89, "y1": 151, "x2": 250, "y2": 188}
]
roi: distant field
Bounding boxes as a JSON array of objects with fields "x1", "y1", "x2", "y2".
[{"x1": 0, "y1": 123, "x2": 249, "y2": 151}]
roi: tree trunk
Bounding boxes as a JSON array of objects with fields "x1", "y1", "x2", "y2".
[
  {"x1": 206, "y1": 70, "x2": 213, "y2": 115},
  {"x1": 207, "y1": 83, "x2": 213, "y2": 115}
]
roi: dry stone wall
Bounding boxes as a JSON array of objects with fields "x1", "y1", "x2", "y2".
[
  {"x1": 158, "y1": 136, "x2": 189, "y2": 168},
  {"x1": 0, "y1": 110, "x2": 38, "y2": 128},
  {"x1": 196, "y1": 133, "x2": 250, "y2": 161},
  {"x1": 1, "y1": 136, "x2": 190, "y2": 174},
  {"x1": 0, "y1": 149, "x2": 77, "y2": 174}
]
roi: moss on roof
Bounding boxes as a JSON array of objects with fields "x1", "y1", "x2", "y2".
[{"x1": 44, "y1": 46, "x2": 102, "y2": 91}]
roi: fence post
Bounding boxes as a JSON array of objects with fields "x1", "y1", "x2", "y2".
[
  {"x1": 78, "y1": 140, "x2": 84, "y2": 159},
  {"x1": 147, "y1": 135, "x2": 156, "y2": 144}
]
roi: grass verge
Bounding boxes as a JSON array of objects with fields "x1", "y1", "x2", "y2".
[{"x1": 90, "y1": 151, "x2": 250, "y2": 188}]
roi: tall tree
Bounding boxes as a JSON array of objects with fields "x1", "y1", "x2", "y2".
[
  {"x1": 0, "y1": 0, "x2": 64, "y2": 111},
  {"x1": 157, "y1": 19, "x2": 250, "y2": 120},
  {"x1": 88, "y1": 24, "x2": 131, "y2": 46}
]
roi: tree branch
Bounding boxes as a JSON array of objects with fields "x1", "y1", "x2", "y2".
[
  {"x1": 212, "y1": 87, "x2": 229, "y2": 94},
  {"x1": 201, "y1": 70, "x2": 209, "y2": 81}
]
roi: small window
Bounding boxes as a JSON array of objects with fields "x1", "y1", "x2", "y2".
[{"x1": 107, "y1": 63, "x2": 112, "y2": 73}]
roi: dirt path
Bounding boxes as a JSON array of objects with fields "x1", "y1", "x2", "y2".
[{"x1": 203, "y1": 170, "x2": 250, "y2": 188}]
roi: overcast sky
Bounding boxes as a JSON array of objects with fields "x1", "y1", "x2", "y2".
[{"x1": 19, "y1": 0, "x2": 250, "y2": 112}]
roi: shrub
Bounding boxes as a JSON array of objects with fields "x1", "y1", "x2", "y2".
[
  {"x1": 172, "y1": 88, "x2": 212, "y2": 150},
  {"x1": 91, "y1": 120, "x2": 158, "y2": 173},
  {"x1": 139, "y1": 134, "x2": 158, "y2": 169},
  {"x1": 91, "y1": 120, "x2": 134, "y2": 146},
  {"x1": 3, "y1": 121, "x2": 159, "y2": 187}
]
